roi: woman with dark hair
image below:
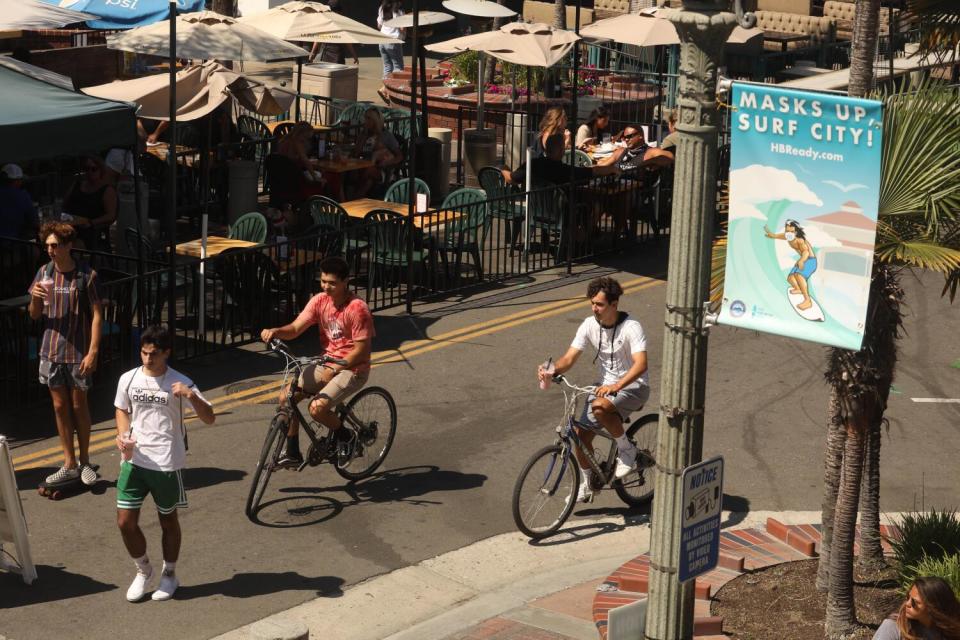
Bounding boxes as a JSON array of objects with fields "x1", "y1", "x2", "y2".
[
  {"x1": 376, "y1": 0, "x2": 405, "y2": 104},
  {"x1": 62, "y1": 155, "x2": 118, "y2": 252},
  {"x1": 873, "y1": 577, "x2": 960, "y2": 639},
  {"x1": 576, "y1": 106, "x2": 611, "y2": 149}
]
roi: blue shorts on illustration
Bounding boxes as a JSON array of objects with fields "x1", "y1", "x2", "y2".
[{"x1": 789, "y1": 257, "x2": 818, "y2": 280}]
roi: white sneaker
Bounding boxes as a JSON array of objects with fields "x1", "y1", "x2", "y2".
[
  {"x1": 615, "y1": 446, "x2": 638, "y2": 480},
  {"x1": 126, "y1": 568, "x2": 154, "y2": 602},
  {"x1": 576, "y1": 482, "x2": 595, "y2": 503},
  {"x1": 152, "y1": 572, "x2": 179, "y2": 601}
]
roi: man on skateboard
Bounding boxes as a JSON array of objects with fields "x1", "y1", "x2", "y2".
[
  {"x1": 114, "y1": 326, "x2": 215, "y2": 602},
  {"x1": 28, "y1": 222, "x2": 103, "y2": 489}
]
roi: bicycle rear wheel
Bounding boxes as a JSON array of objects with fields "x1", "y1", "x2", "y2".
[
  {"x1": 334, "y1": 387, "x2": 397, "y2": 481},
  {"x1": 512, "y1": 445, "x2": 580, "y2": 539},
  {"x1": 614, "y1": 413, "x2": 658, "y2": 507},
  {"x1": 246, "y1": 412, "x2": 288, "y2": 521}
]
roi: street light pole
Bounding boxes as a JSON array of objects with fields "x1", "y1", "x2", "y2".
[{"x1": 643, "y1": 3, "x2": 736, "y2": 639}]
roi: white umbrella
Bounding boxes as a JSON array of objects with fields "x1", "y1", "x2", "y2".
[
  {"x1": 256, "y1": 1, "x2": 403, "y2": 45},
  {"x1": 426, "y1": 21, "x2": 579, "y2": 67},
  {"x1": 0, "y1": 0, "x2": 97, "y2": 30},
  {"x1": 106, "y1": 10, "x2": 309, "y2": 61},
  {"x1": 580, "y1": 12, "x2": 762, "y2": 47}
]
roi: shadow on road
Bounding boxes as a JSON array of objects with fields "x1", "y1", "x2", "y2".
[
  {"x1": 0, "y1": 565, "x2": 117, "y2": 608},
  {"x1": 721, "y1": 494, "x2": 751, "y2": 529},
  {"x1": 182, "y1": 467, "x2": 247, "y2": 491},
  {"x1": 525, "y1": 504, "x2": 652, "y2": 547},
  {"x1": 249, "y1": 465, "x2": 487, "y2": 528},
  {"x1": 175, "y1": 572, "x2": 345, "y2": 600}
]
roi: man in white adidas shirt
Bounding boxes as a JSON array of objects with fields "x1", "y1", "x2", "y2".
[
  {"x1": 537, "y1": 277, "x2": 650, "y2": 503},
  {"x1": 114, "y1": 325, "x2": 215, "y2": 602}
]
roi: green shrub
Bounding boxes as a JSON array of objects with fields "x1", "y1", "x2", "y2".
[
  {"x1": 899, "y1": 553, "x2": 960, "y2": 596},
  {"x1": 890, "y1": 509, "x2": 960, "y2": 585},
  {"x1": 449, "y1": 51, "x2": 481, "y2": 84}
]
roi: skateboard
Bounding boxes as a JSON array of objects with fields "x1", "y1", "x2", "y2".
[{"x1": 37, "y1": 464, "x2": 100, "y2": 500}]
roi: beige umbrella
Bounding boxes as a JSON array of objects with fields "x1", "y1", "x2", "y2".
[
  {"x1": 580, "y1": 12, "x2": 762, "y2": 47},
  {"x1": 83, "y1": 62, "x2": 294, "y2": 121},
  {"x1": 105, "y1": 10, "x2": 309, "y2": 61},
  {"x1": 252, "y1": 1, "x2": 402, "y2": 45},
  {"x1": 426, "y1": 21, "x2": 579, "y2": 67}
]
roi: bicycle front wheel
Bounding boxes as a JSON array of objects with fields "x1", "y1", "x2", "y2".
[
  {"x1": 512, "y1": 445, "x2": 580, "y2": 539},
  {"x1": 246, "y1": 412, "x2": 288, "y2": 521},
  {"x1": 614, "y1": 413, "x2": 658, "y2": 507},
  {"x1": 334, "y1": 386, "x2": 397, "y2": 481}
]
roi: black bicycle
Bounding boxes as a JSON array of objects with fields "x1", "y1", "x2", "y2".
[
  {"x1": 512, "y1": 373, "x2": 658, "y2": 539},
  {"x1": 245, "y1": 339, "x2": 397, "y2": 521}
]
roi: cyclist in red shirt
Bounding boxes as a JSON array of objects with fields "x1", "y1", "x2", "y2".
[{"x1": 261, "y1": 257, "x2": 375, "y2": 467}]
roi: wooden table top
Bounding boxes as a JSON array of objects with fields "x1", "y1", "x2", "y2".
[
  {"x1": 340, "y1": 199, "x2": 459, "y2": 228},
  {"x1": 313, "y1": 157, "x2": 375, "y2": 173},
  {"x1": 762, "y1": 31, "x2": 810, "y2": 42},
  {"x1": 175, "y1": 236, "x2": 257, "y2": 258},
  {"x1": 145, "y1": 143, "x2": 212, "y2": 168},
  {"x1": 267, "y1": 120, "x2": 334, "y2": 134}
]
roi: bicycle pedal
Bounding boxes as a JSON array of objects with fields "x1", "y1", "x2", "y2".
[{"x1": 296, "y1": 460, "x2": 310, "y2": 472}]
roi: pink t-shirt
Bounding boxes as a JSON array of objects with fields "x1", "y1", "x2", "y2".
[{"x1": 295, "y1": 293, "x2": 375, "y2": 372}]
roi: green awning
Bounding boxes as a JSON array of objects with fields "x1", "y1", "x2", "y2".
[{"x1": 0, "y1": 65, "x2": 137, "y2": 162}]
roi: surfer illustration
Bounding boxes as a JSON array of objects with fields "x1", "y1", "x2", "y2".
[{"x1": 764, "y1": 219, "x2": 822, "y2": 320}]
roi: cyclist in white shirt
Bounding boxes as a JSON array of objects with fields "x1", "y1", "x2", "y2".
[
  {"x1": 537, "y1": 277, "x2": 650, "y2": 502},
  {"x1": 114, "y1": 326, "x2": 215, "y2": 603}
]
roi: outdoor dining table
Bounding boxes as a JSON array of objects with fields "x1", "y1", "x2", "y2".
[
  {"x1": 762, "y1": 30, "x2": 811, "y2": 52},
  {"x1": 174, "y1": 236, "x2": 258, "y2": 258},
  {"x1": 145, "y1": 142, "x2": 212, "y2": 169},
  {"x1": 267, "y1": 120, "x2": 333, "y2": 134},
  {"x1": 340, "y1": 199, "x2": 462, "y2": 229}
]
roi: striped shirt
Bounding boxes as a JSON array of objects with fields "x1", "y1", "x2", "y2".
[{"x1": 29, "y1": 264, "x2": 100, "y2": 364}]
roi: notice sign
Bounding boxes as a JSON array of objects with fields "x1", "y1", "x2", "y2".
[
  {"x1": 719, "y1": 83, "x2": 883, "y2": 351},
  {"x1": 0, "y1": 436, "x2": 36, "y2": 584},
  {"x1": 678, "y1": 456, "x2": 723, "y2": 583}
]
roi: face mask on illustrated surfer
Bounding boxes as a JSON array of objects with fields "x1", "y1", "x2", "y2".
[{"x1": 784, "y1": 231, "x2": 796, "y2": 241}]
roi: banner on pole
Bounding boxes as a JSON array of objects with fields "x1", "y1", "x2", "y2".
[{"x1": 718, "y1": 83, "x2": 883, "y2": 351}]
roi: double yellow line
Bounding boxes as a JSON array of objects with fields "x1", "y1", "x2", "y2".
[{"x1": 13, "y1": 274, "x2": 664, "y2": 471}]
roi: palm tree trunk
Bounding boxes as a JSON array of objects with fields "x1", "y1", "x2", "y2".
[
  {"x1": 817, "y1": 389, "x2": 846, "y2": 592},
  {"x1": 858, "y1": 415, "x2": 886, "y2": 570},
  {"x1": 553, "y1": 0, "x2": 567, "y2": 29},
  {"x1": 825, "y1": 415, "x2": 868, "y2": 639},
  {"x1": 211, "y1": 0, "x2": 235, "y2": 17},
  {"x1": 848, "y1": 0, "x2": 882, "y2": 97}
]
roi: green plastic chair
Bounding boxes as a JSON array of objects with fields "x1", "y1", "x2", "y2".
[
  {"x1": 334, "y1": 102, "x2": 372, "y2": 127},
  {"x1": 304, "y1": 195, "x2": 368, "y2": 256},
  {"x1": 363, "y1": 209, "x2": 430, "y2": 290},
  {"x1": 228, "y1": 212, "x2": 268, "y2": 244},
  {"x1": 477, "y1": 166, "x2": 524, "y2": 251},
  {"x1": 439, "y1": 188, "x2": 488, "y2": 280},
  {"x1": 384, "y1": 177, "x2": 430, "y2": 206},
  {"x1": 563, "y1": 149, "x2": 594, "y2": 167},
  {"x1": 527, "y1": 185, "x2": 567, "y2": 263}
]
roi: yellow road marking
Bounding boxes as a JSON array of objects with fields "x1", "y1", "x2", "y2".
[{"x1": 14, "y1": 274, "x2": 663, "y2": 470}]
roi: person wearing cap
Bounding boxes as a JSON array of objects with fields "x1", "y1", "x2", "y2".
[{"x1": 0, "y1": 163, "x2": 38, "y2": 240}]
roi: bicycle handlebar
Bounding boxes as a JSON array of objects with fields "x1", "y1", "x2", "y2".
[{"x1": 267, "y1": 339, "x2": 349, "y2": 368}]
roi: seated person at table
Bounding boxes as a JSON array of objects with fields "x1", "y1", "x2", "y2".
[
  {"x1": 276, "y1": 121, "x2": 332, "y2": 200},
  {"x1": 138, "y1": 119, "x2": 168, "y2": 147},
  {"x1": 502, "y1": 134, "x2": 622, "y2": 187},
  {"x1": 62, "y1": 155, "x2": 118, "y2": 252},
  {"x1": 533, "y1": 106, "x2": 572, "y2": 158},
  {"x1": 617, "y1": 127, "x2": 674, "y2": 173},
  {"x1": 576, "y1": 106, "x2": 611, "y2": 150},
  {"x1": 0, "y1": 163, "x2": 38, "y2": 240},
  {"x1": 350, "y1": 108, "x2": 403, "y2": 199},
  {"x1": 659, "y1": 110, "x2": 679, "y2": 154}
]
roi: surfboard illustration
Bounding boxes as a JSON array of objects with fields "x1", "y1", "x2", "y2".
[{"x1": 787, "y1": 289, "x2": 825, "y2": 322}]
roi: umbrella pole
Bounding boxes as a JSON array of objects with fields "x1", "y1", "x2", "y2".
[
  {"x1": 167, "y1": 0, "x2": 178, "y2": 337},
  {"x1": 295, "y1": 57, "x2": 304, "y2": 121},
  {"x1": 477, "y1": 53, "x2": 485, "y2": 131},
  {"x1": 406, "y1": 2, "x2": 420, "y2": 315},
  {"x1": 567, "y1": 0, "x2": 582, "y2": 274},
  {"x1": 198, "y1": 116, "x2": 212, "y2": 339},
  {"x1": 131, "y1": 127, "x2": 145, "y2": 331}
]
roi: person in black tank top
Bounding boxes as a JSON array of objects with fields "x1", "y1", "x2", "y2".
[{"x1": 62, "y1": 156, "x2": 117, "y2": 252}]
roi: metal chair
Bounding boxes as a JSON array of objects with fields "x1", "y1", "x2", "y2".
[{"x1": 228, "y1": 212, "x2": 268, "y2": 244}]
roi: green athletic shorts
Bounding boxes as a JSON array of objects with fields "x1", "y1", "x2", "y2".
[{"x1": 116, "y1": 462, "x2": 188, "y2": 515}]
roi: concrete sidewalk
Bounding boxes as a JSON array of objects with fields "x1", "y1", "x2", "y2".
[{"x1": 212, "y1": 511, "x2": 855, "y2": 640}]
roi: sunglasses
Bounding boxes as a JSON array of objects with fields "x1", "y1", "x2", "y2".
[{"x1": 46, "y1": 242, "x2": 60, "y2": 250}]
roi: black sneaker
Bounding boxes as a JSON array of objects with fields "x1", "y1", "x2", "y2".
[{"x1": 276, "y1": 445, "x2": 303, "y2": 468}]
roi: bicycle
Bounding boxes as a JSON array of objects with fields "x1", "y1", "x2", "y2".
[
  {"x1": 245, "y1": 339, "x2": 397, "y2": 521},
  {"x1": 511, "y1": 373, "x2": 658, "y2": 539}
]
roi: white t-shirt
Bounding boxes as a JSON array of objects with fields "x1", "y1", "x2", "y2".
[
  {"x1": 114, "y1": 366, "x2": 210, "y2": 472},
  {"x1": 378, "y1": 6, "x2": 403, "y2": 39},
  {"x1": 570, "y1": 314, "x2": 649, "y2": 387}
]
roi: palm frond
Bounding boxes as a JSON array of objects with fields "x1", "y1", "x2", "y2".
[
  {"x1": 874, "y1": 240, "x2": 960, "y2": 272},
  {"x1": 710, "y1": 224, "x2": 728, "y2": 307},
  {"x1": 904, "y1": 0, "x2": 960, "y2": 62}
]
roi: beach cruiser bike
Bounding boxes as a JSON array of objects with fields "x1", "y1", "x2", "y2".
[
  {"x1": 511, "y1": 372, "x2": 658, "y2": 539},
  {"x1": 246, "y1": 339, "x2": 397, "y2": 521}
]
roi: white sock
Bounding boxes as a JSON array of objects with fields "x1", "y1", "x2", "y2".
[
  {"x1": 161, "y1": 561, "x2": 176, "y2": 576},
  {"x1": 615, "y1": 435, "x2": 634, "y2": 452},
  {"x1": 134, "y1": 555, "x2": 151, "y2": 575}
]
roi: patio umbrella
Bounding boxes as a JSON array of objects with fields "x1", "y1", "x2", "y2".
[
  {"x1": 38, "y1": 0, "x2": 203, "y2": 29},
  {"x1": 0, "y1": 56, "x2": 74, "y2": 91},
  {"x1": 108, "y1": 10, "x2": 308, "y2": 335},
  {"x1": 580, "y1": 12, "x2": 762, "y2": 47},
  {"x1": 238, "y1": 1, "x2": 401, "y2": 119},
  {"x1": 83, "y1": 61, "x2": 295, "y2": 121},
  {"x1": 0, "y1": 0, "x2": 98, "y2": 30},
  {"x1": 426, "y1": 21, "x2": 579, "y2": 67}
]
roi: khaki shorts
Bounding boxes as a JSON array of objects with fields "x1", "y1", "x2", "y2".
[{"x1": 298, "y1": 366, "x2": 369, "y2": 406}]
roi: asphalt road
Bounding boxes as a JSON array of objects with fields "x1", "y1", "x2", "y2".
[{"x1": 3, "y1": 250, "x2": 958, "y2": 640}]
